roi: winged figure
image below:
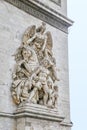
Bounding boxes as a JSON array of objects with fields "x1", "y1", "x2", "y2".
[{"x1": 11, "y1": 22, "x2": 59, "y2": 108}]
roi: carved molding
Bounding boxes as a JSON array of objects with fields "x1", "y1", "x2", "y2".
[
  {"x1": 15, "y1": 104, "x2": 64, "y2": 122},
  {"x1": 50, "y1": 0, "x2": 61, "y2": 6},
  {"x1": 0, "y1": 111, "x2": 73, "y2": 127},
  {"x1": 0, "y1": 111, "x2": 64, "y2": 122},
  {"x1": 4, "y1": 0, "x2": 73, "y2": 33}
]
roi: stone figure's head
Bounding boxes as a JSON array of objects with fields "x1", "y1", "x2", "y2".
[
  {"x1": 47, "y1": 77, "x2": 53, "y2": 89},
  {"x1": 42, "y1": 58, "x2": 50, "y2": 68},
  {"x1": 22, "y1": 47, "x2": 32, "y2": 61},
  {"x1": 54, "y1": 85, "x2": 58, "y2": 92},
  {"x1": 34, "y1": 41, "x2": 43, "y2": 49},
  {"x1": 36, "y1": 22, "x2": 46, "y2": 34}
]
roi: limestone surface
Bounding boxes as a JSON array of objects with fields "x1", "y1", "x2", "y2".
[{"x1": 0, "y1": 0, "x2": 72, "y2": 130}]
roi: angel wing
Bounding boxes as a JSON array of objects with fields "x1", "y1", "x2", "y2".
[
  {"x1": 22, "y1": 25, "x2": 36, "y2": 45},
  {"x1": 44, "y1": 31, "x2": 53, "y2": 58},
  {"x1": 45, "y1": 31, "x2": 53, "y2": 51}
]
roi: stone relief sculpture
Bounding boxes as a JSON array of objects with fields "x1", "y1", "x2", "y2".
[{"x1": 11, "y1": 22, "x2": 59, "y2": 108}]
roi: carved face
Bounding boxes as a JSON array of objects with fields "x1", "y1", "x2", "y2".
[
  {"x1": 22, "y1": 48, "x2": 32, "y2": 61},
  {"x1": 43, "y1": 59, "x2": 49, "y2": 68},
  {"x1": 34, "y1": 42, "x2": 42, "y2": 49},
  {"x1": 36, "y1": 22, "x2": 46, "y2": 34},
  {"x1": 54, "y1": 86, "x2": 58, "y2": 91},
  {"x1": 47, "y1": 79, "x2": 53, "y2": 89}
]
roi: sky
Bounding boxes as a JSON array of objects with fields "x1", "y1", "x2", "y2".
[{"x1": 67, "y1": 0, "x2": 87, "y2": 130}]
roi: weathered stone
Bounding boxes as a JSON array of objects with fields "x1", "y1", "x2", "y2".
[{"x1": 0, "y1": 0, "x2": 73, "y2": 130}]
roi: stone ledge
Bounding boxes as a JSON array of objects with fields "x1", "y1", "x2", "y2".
[
  {"x1": 14, "y1": 103, "x2": 64, "y2": 122},
  {"x1": 0, "y1": 112, "x2": 72, "y2": 127},
  {"x1": 0, "y1": 112, "x2": 14, "y2": 118},
  {"x1": 15, "y1": 112, "x2": 64, "y2": 122},
  {"x1": 0, "y1": 109, "x2": 73, "y2": 127},
  {"x1": 60, "y1": 122, "x2": 73, "y2": 127},
  {"x1": 0, "y1": 110, "x2": 64, "y2": 122},
  {"x1": 4, "y1": 0, "x2": 73, "y2": 33}
]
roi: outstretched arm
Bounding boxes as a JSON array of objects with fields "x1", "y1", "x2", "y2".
[
  {"x1": 41, "y1": 35, "x2": 47, "y2": 51},
  {"x1": 26, "y1": 34, "x2": 36, "y2": 45}
]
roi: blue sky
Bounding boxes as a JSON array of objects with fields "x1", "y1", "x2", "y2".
[{"x1": 68, "y1": 0, "x2": 87, "y2": 129}]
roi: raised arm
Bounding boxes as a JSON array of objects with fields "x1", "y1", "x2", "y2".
[{"x1": 26, "y1": 34, "x2": 36, "y2": 45}]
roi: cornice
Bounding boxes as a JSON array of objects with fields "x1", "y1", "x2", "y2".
[
  {"x1": 50, "y1": 0, "x2": 61, "y2": 6},
  {"x1": 4, "y1": 0, "x2": 73, "y2": 33}
]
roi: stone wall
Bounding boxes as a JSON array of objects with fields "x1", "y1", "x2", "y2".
[{"x1": 0, "y1": 0, "x2": 73, "y2": 130}]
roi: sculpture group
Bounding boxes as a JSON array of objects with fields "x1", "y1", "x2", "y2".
[{"x1": 11, "y1": 22, "x2": 59, "y2": 108}]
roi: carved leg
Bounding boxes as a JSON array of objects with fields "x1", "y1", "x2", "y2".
[
  {"x1": 27, "y1": 88, "x2": 37, "y2": 102},
  {"x1": 43, "y1": 93, "x2": 48, "y2": 105}
]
